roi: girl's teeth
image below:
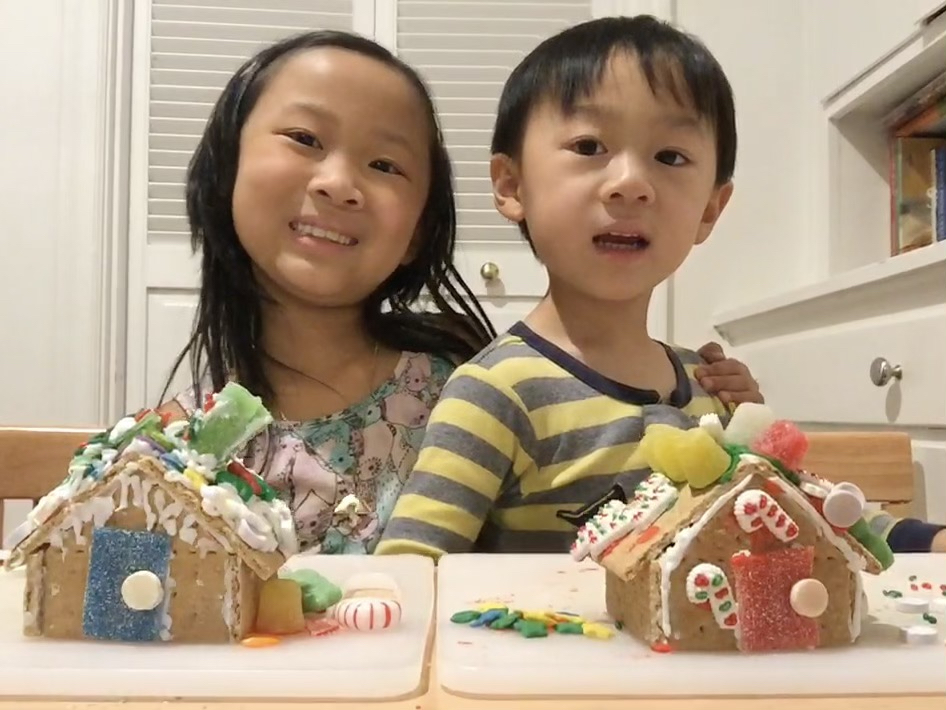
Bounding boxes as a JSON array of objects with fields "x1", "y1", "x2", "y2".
[{"x1": 293, "y1": 223, "x2": 356, "y2": 245}]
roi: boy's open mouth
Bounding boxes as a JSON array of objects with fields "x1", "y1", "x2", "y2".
[{"x1": 592, "y1": 233, "x2": 650, "y2": 250}]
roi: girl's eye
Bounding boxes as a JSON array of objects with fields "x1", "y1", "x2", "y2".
[
  {"x1": 286, "y1": 130, "x2": 321, "y2": 148},
  {"x1": 370, "y1": 159, "x2": 404, "y2": 177},
  {"x1": 571, "y1": 138, "x2": 605, "y2": 156},
  {"x1": 656, "y1": 150, "x2": 688, "y2": 166}
]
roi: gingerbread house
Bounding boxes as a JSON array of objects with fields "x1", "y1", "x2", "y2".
[
  {"x1": 4, "y1": 383, "x2": 297, "y2": 644},
  {"x1": 567, "y1": 404, "x2": 893, "y2": 653}
]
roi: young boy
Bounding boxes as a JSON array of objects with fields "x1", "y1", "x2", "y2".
[{"x1": 377, "y1": 16, "x2": 944, "y2": 557}]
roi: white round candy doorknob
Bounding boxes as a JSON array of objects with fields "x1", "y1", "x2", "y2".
[
  {"x1": 790, "y1": 578, "x2": 829, "y2": 618},
  {"x1": 121, "y1": 570, "x2": 164, "y2": 611}
]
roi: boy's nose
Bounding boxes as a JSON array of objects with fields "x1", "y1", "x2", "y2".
[
  {"x1": 307, "y1": 159, "x2": 365, "y2": 209},
  {"x1": 601, "y1": 157, "x2": 656, "y2": 205}
]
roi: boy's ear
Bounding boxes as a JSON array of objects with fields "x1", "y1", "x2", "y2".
[
  {"x1": 695, "y1": 181, "x2": 734, "y2": 245},
  {"x1": 490, "y1": 154, "x2": 525, "y2": 223}
]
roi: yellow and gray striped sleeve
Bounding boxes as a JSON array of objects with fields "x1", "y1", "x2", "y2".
[{"x1": 376, "y1": 360, "x2": 532, "y2": 558}]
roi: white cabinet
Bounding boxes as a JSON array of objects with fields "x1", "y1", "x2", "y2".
[{"x1": 806, "y1": 0, "x2": 946, "y2": 101}]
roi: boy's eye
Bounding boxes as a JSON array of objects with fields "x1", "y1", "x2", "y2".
[
  {"x1": 370, "y1": 159, "x2": 405, "y2": 177},
  {"x1": 285, "y1": 130, "x2": 321, "y2": 148},
  {"x1": 656, "y1": 150, "x2": 688, "y2": 166},
  {"x1": 570, "y1": 138, "x2": 605, "y2": 156}
]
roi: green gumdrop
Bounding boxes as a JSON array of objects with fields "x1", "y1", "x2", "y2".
[
  {"x1": 280, "y1": 569, "x2": 343, "y2": 613},
  {"x1": 450, "y1": 610, "x2": 481, "y2": 624},
  {"x1": 848, "y1": 519, "x2": 895, "y2": 570},
  {"x1": 187, "y1": 382, "x2": 273, "y2": 461},
  {"x1": 555, "y1": 622, "x2": 584, "y2": 634}
]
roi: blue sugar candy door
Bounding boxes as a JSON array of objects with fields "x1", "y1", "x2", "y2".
[{"x1": 82, "y1": 527, "x2": 172, "y2": 642}]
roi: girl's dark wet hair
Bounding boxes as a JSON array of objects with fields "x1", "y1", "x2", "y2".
[
  {"x1": 161, "y1": 30, "x2": 495, "y2": 406},
  {"x1": 491, "y1": 15, "x2": 737, "y2": 248}
]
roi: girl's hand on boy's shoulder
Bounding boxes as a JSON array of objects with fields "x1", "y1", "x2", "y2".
[{"x1": 694, "y1": 341, "x2": 764, "y2": 405}]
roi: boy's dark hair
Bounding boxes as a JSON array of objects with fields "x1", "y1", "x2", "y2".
[
  {"x1": 162, "y1": 30, "x2": 495, "y2": 406},
  {"x1": 491, "y1": 15, "x2": 737, "y2": 247}
]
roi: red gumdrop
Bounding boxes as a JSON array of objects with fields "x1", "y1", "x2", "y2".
[{"x1": 752, "y1": 420, "x2": 808, "y2": 471}]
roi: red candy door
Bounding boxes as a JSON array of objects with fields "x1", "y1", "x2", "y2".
[{"x1": 730, "y1": 546, "x2": 820, "y2": 652}]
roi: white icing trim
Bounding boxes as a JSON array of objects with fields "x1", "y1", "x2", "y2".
[
  {"x1": 658, "y1": 475, "x2": 754, "y2": 639},
  {"x1": 766, "y1": 476, "x2": 865, "y2": 640}
]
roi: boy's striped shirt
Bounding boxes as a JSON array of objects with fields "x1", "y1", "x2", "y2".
[{"x1": 377, "y1": 323, "x2": 728, "y2": 557}]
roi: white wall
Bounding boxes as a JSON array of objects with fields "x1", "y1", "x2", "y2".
[
  {"x1": 670, "y1": 0, "x2": 808, "y2": 349},
  {"x1": 0, "y1": 1, "x2": 114, "y2": 427}
]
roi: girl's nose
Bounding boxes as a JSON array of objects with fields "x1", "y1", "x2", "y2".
[{"x1": 308, "y1": 158, "x2": 365, "y2": 209}]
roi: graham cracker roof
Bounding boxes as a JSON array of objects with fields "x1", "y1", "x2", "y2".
[
  {"x1": 6, "y1": 453, "x2": 286, "y2": 579},
  {"x1": 599, "y1": 458, "x2": 883, "y2": 582}
]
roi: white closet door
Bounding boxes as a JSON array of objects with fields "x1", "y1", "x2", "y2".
[
  {"x1": 125, "y1": 0, "x2": 357, "y2": 408},
  {"x1": 393, "y1": 0, "x2": 594, "y2": 331}
]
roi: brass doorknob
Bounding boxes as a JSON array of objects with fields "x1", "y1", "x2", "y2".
[
  {"x1": 869, "y1": 357, "x2": 902, "y2": 387},
  {"x1": 480, "y1": 261, "x2": 500, "y2": 281}
]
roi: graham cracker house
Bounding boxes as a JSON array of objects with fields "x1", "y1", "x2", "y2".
[
  {"x1": 4, "y1": 383, "x2": 297, "y2": 644},
  {"x1": 567, "y1": 404, "x2": 892, "y2": 653}
]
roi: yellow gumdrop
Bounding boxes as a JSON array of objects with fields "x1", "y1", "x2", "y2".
[
  {"x1": 679, "y1": 428, "x2": 732, "y2": 489},
  {"x1": 475, "y1": 602, "x2": 508, "y2": 612},
  {"x1": 183, "y1": 468, "x2": 205, "y2": 490},
  {"x1": 582, "y1": 622, "x2": 615, "y2": 639},
  {"x1": 522, "y1": 610, "x2": 554, "y2": 623},
  {"x1": 640, "y1": 425, "x2": 688, "y2": 482}
]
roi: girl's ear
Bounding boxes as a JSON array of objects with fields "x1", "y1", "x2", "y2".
[{"x1": 490, "y1": 154, "x2": 525, "y2": 223}]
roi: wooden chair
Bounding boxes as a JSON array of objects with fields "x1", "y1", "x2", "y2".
[
  {"x1": 0, "y1": 427, "x2": 100, "y2": 538},
  {"x1": 801, "y1": 431, "x2": 915, "y2": 517}
]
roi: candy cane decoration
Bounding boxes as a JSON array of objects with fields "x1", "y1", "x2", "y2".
[
  {"x1": 733, "y1": 489, "x2": 799, "y2": 542},
  {"x1": 570, "y1": 474, "x2": 678, "y2": 561},
  {"x1": 686, "y1": 563, "x2": 738, "y2": 630}
]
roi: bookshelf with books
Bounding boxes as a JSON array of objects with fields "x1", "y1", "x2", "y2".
[{"x1": 886, "y1": 74, "x2": 946, "y2": 254}]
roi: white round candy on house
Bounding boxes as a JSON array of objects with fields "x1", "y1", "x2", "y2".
[
  {"x1": 831, "y1": 482, "x2": 866, "y2": 506},
  {"x1": 929, "y1": 598, "x2": 946, "y2": 616},
  {"x1": 895, "y1": 597, "x2": 930, "y2": 614},
  {"x1": 901, "y1": 625, "x2": 939, "y2": 645},
  {"x1": 121, "y1": 570, "x2": 164, "y2": 611},
  {"x1": 822, "y1": 487, "x2": 864, "y2": 528},
  {"x1": 790, "y1": 578, "x2": 829, "y2": 618}
]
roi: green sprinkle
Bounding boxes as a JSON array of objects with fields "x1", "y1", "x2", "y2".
[
  {"x1": 695, "y1": 591, "x2": 709, "y2": 601},
  {"x1": 450, "y1": 610, "x2": 481, "y2": 624},
  {"x1": 514, "y1": 619, "x2": 548, "y2": 638},
  {"x1": 923, "y1": 613, "x2": 937, "y2": 625},
  {"x1": 614, "y1": 620, "x2": 624, "y2": 630},
  {"x1": 555, "y1": 622, "x2": 584, "y2": 634},
  {"x1": 712, "y1": 574, "x2": 723, "y2": 587},
  {"x1": 883, "y1": 589, "x2": 903, "y2": 599},
  {"x1": 489, "y1": 612, "x2": 521, "y2": 630},
  {"x1": 719, "y1": 600, "x2": 733, "y2": 612},
  {"x1": 908, "y1": 575, "x2": 918, "y2": 582}
]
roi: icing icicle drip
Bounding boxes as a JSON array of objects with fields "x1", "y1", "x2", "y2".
[
  {"x1": 733, "y1": 489, "x2": 799, "y2": 542},
  {"x1": 570, "y1": 473, "x2": 678, "y2": 561},
  {"x1": 685, "y1": 563, "x2": 738, "y2": 631}
]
